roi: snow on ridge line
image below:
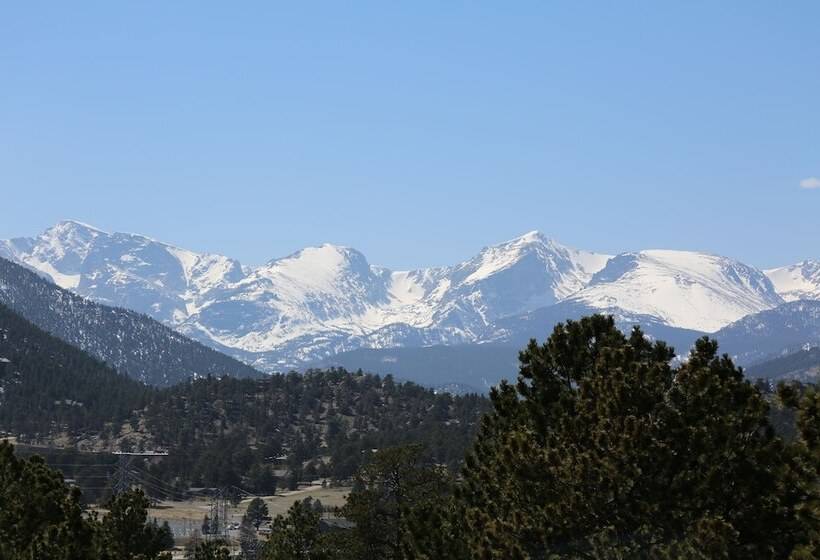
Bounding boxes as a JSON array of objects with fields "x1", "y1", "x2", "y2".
[
  {"x1": 765, "y1": 261, "x2": 820, "y2": 302},
  {"x1": 52, "y1": 219, "x2": 107, "y2": 233},
  {"x1": 567, "y1": 249, "x2": 783, "y2": 333},
  {"x1": 5, "y1": 221, "x2": 813, "y2": 363}
]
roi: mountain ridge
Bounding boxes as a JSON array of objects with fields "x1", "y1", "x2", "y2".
[
  {"x1": 3, "y1": 220, "x2": 818, "y2": 369},
  {"x1": 0, "y1": 256, "x2": 262, "y2": 385}
]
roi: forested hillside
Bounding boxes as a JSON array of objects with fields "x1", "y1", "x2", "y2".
[
  {"x1": 0, "y1": 302, "x2": 489, "y2": 495},
  {"x1": 745, "y1": 346, "x2": 820, "y2": 382},
  {"x1": 142, "y1": 371, "x2": 488, "y2": 491},
  {"x1": 5, "y1": 316, "x2": 817, "y2": 559},
  {"x1": 0, "y1": 302, "x2": 152, "y2": 437},
  {"x1": 0, "y1": 256, "x2": 261, "y2": 385},
  {"x1": 10, "y1": 369, "x2": 488, "y2": 496}
]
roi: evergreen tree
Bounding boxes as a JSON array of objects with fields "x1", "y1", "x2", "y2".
[
  {"x1": 259, "y1": 498, "x2": 323, "y2": 560},
  {"x1": 98, "y1": 489, "x2": 174, "y2": 559},
  {"x1": 0, "y1": 441, "x2": 95, "y2": 559},
  {"x1": 342, "y1": 445, "x2": 452, "y2": 560},
  {"x1": 453, "y1": 315, "x2": 819, "y2": 558},
  {"x1": 0, "y1": 442, "x2": 173, "y2": 559},
  {"x1": 249, "y1": 463, "x2": 277, "y2": 495},
  {"x1": 246, "y1": 497, "x2": 270, "y2": 530},
  {"x1": 287, "y1": 470, "x2": 300, "y2": 491},
  {"x1": 781, "y1": 383, "x2": 820, "y2": 558},
  {"x1": 185, "y1": 540, "x2": 230, "y2": 560}
]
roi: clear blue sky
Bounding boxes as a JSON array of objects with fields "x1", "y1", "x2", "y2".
[{"x1": 1, "y1": 2, "x2": 818, "y2": 269}]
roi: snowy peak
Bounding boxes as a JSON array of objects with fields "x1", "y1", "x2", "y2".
[
  {"x1": 571, "y1": 250, "x2": 783, "y2": 332},
  {"x1": 2, "y1": 223, "x2": 617, "y2": 366},
  {"x1": 3, "y1": 222, "x2": 243, "y2": 323},
  {"x1": 263, "y1": 244, "x2": 377, "y2": 288},
  {"x1": 247, "y1": 243, "x2": 391, "y2": 319},
  {"x1": 415, "y1": 231, "x2": 612, "y2": 334},
  {"x1": 765, "y1": 260, "x2": 820, "y2": 302},
  {"x1": 461, "y1": 232, "x2": 590, "y2": 276},
  {"x1": 452, "y1": 231, "x2": 611, "y2": 297},
  {"x1": 5, "y1": 220, "x2": 816, "y2": 369},
  {"x1": 21, "y1": 220, "x2": 105, "y2": 288}
]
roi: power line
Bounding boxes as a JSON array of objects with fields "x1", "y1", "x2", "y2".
[
  {"x1": 127, "y1": 472, "x2": 189, "y2": 501},
  {"x1": 111, "y1": 449, "x2": 168, "y2": 495},
  {"x1": 62, "y1": 475, "x2": 113, "y2": 479},
  {"x1": 47, "y1": 464, "x2": 117, "y2": 468},
  {"x1": 129, "y1": 467, "x2": 179, "y2": 488}
]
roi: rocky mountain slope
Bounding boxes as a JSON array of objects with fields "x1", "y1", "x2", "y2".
[
  {"x1": 765, "y1": 260, "x2": 820, "y2": 302},
  {"x1": 709, "y1": 300, "x2": 820, "y2": 365},
  {"x1": 3, "y1": 221, "x2": 817, "y2": 370},
  {"x1": 0, "y1": 256, "x2": 261, "y2": 385},
  {"x1": 744, "y1": 346, "x2": 820, "y2": 383},
  {"x1": 0, "y1": 302, "x2": 150, "y2": 435}
]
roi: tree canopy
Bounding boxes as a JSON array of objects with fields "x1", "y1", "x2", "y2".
[
  {"x1": 2, "y1": 314, "x2": 817, "y2": 559},
  {"x1": 452, "y1": 315, "x2": 819, "y2": 559},
  {"x1": 0, "y1": 440, "x2": 173, "y2": 559},
  {"x1": 246, "y1": 497, "x2": 270, "y2": 530}
]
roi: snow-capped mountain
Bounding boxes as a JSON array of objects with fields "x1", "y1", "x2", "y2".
[
  {"x1": 0, "y1": 220, "x2": 242, "y2": 325},
  {"x1": 1, "y1": 222, "x2": 612, "y2": 368},
  {"x1": 169, "y1": 230, "x2": 613, "y2": 368},
  {"x1": 711, "y1": 300, "x2": 820, "y2": 365},
  {"x1": 430, "y1": 231, "x2": 610, "y2": 331},
  {"x1": 564, "y1": 250, "x2": 784, "y2": 332},
  {"x1": 0, "y1": 255, "x2": 260, "y2": 385},
  {"x1": 2, "y1": 220, "x2": 815, "y2": 370},
  {"x1": 765, "y1": 261, "x2": 820, "y2": 302}
]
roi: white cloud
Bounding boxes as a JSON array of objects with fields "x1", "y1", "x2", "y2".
[{"x1": 800, "y1": 177, "x2": 820, "y2": 189}]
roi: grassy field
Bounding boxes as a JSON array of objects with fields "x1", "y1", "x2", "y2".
[{"x1": 142, "y1": 483, "x2": 352, "y2": 544}]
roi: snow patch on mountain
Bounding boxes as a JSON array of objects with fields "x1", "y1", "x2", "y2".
[
  {"x1": 5, "y1": 221, "x2": 813, "y2": 369},
  {"x1": 566, "y1": 250, "x2": 783, "y2": 332},
  {"x1": 765, "y1": 261, "x2": 820, "y2": 302}
]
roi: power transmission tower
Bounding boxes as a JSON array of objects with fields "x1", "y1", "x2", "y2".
[
  {"x1": 208, "y1": 488, "x2": 229, "y2": 540},
  {"x1": 111, "y1": 450, "x2": 169, "y2": 495}
]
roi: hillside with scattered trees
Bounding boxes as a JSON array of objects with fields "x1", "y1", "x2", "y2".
[
  {"x1": 0, "y1": 256, "x2": 261, "y2": 385},
  {"x1": 0, "y1": 302, "x2": 153, "y2": 437},
  {"x1": 4, "y1": 315, "x2": 818, "y2": 559},
  {"x1": 0, "y1": 303, "x2": 489, "y2": 496}
]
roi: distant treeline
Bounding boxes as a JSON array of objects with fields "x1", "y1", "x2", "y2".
[
  {"x1": 4, "y1": 315, "x2": 818, "y2": 559},
  {"x1": 0, "y1": 302, "x2": 489, "y2": 498}
]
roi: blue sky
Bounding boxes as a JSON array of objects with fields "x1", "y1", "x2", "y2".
[{"x1": 1, "y1": 2, "x2": 818, "y2": 269}]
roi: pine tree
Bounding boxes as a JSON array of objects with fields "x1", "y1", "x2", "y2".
[
  {"x1": 0, "y1": 441, "x2": 96, "y2": 559},
  {"x1": 239, "y1": 516, "x2": 260, "y2": 560},
  {"x1": 0, "y1": 442, "x2": 173, "y2": 559},
  {"x1": 454, "y1": 315, "x2": 819, "y2": 558},
  {"x1": 259, "y1": 498, "x2": 322, "y2": 560},
  {"x1": 342, "y1": 445, "x2": 452, "y2": 560},
  {"x1": 185, "y1": 540, "x2": 230, "y2": 560},
  {"x1": 99, "y1": 489, "x2": 174, "y2": 559},
  {"x1": 782, "y1": 384, "x2": 820, "y2": 558},
  {"x1": 246, "y1": 497, "x2": 270, "y2": 530}
]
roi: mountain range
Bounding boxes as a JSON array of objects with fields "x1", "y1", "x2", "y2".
[
  {"x1": 0, "y1": 255, "x2": 260, "y2": 385},
  {"x1": 2, "y1": 220, "x2": 820, "y2": 378}
]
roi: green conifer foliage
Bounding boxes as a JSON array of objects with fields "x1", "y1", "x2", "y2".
[
  {"x1": 0, "y1": 442, "x2": 174, "y2": 559},
  {"x1": 246, "y1": 497, "x2": 270, "y2": 530},
  {"x1": 260, "y1": 498, "x2": 324, "y2": 560},
  {"x1": 342, "y1": 445, "x2": 451, "y2": 560},
  {"x1": 456, "y1": 315, "x2": 819, "y2": 559},
  {"x1": 0, "y1": 441, "x2": 95, "y2": 559}
]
